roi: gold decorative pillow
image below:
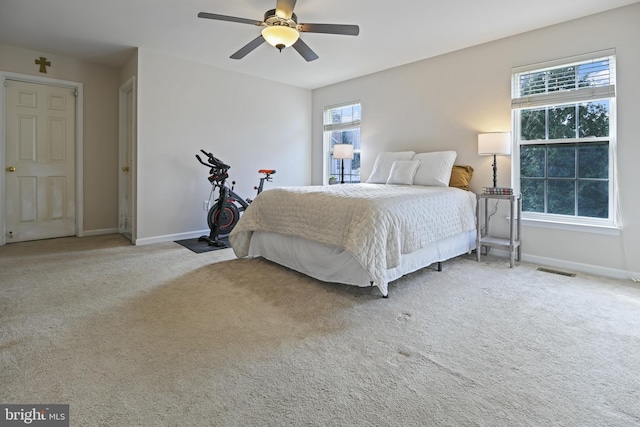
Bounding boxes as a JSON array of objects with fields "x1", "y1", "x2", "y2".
[{"x1": 449, "y1": 165, "x2": 474, "y2": 191}]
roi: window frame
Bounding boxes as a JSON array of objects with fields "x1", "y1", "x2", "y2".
[
  {"x1": 323, "y1": 101, "x2": 361, "y2": 184},
  {"x1": 511, "y1": 50, "x2": 619, "y2": 230}
]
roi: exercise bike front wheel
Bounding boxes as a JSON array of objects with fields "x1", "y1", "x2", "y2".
[{"x1": 207, "y1": 203, "x2": 240, "y2": 235}]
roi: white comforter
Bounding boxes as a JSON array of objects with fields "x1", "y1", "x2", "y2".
[{"x1": 230, "y1": 183, "x2": 476, "y2": 295}]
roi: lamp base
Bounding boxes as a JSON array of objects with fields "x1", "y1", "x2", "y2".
[{"x1": 492, "y1": 154, "x2": 498, "y2": 188}]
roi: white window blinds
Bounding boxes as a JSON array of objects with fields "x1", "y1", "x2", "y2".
[
  {"x1": 323, "y1": 102, "x2": 361, "y2": 131},
  {"x1": 512, "y1": 49, "x2": 616, "y2": 109}
]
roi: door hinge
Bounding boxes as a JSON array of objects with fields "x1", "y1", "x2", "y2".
[{"x1": 73, "y1": 89, "x2": 78, "y2": 97}]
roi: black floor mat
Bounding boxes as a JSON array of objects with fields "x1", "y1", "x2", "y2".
[{"x1": 175, "y1": 237, "x2": 230, "y2": 253}]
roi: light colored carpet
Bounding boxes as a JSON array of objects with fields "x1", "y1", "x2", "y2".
[{"x1": 1, "y1": 234, "x2": 639, "y2": 426}]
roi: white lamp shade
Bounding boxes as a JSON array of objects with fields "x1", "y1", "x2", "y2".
[
  {"x1": 333, "y1": 144, "x2": 354, "y2": 159},
  {"x1": 262, "y1": 26, "x2": 299, "y2": 48},
  {"x1": 478, "y1": 132, "x2": 512, "y2": 156}
]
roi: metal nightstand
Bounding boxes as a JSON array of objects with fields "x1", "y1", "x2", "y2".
[{"x1": 476, "y1": 193, "x2": 522, "y2": 267}]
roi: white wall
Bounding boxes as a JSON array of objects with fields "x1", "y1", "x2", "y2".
[
  {"x1": 135, "y1": 49, "x2": 312, "y2": 243},
  {"x1": 312, "y1": 4, "x2": 640, "y2": 279}
]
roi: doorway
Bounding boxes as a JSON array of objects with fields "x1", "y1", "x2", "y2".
[{"x1": 1, "y1": 72, "x2": 84, "y2": 246}]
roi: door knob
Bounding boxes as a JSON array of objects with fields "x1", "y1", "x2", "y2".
[
  {"x1": 122, "y1": 166, "x2": 130, "y2": 172},
  {"x1": 6, "y1": 166, "x2": 16, "y2": 172}
]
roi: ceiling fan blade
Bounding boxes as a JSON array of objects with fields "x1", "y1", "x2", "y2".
[
  {"x1": 292, "y1": 38, "x2": 319, "y2": 62},
  {"x1": 275, "y1": 0, "x2": 297, "y2": 19},
  {"x1": 197, "y1": 12, "x2": 262, "y2": 26},
  {"x1": 230, "y1": 36, "x2": 266, "y2": 60},
  {"x1": 299, "y1": 23, "x2": 359, "y2": 36}
]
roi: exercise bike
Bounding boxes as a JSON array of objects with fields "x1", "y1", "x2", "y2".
[{"x1": 196, "y1": 149, "x2": 275, "y2": 247}]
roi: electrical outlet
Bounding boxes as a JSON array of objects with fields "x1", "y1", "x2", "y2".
[{"x1": 203, "y1": 200, "x2": 209, "y2": 211}]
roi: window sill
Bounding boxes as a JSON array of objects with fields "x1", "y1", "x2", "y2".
[{"x1": 520, "y1": 215, "x2": 621, "y2": 236}]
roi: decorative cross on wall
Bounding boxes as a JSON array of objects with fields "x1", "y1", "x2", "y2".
[{"x1": 35, "y1": 57, "x2": 51, "y2": 73}]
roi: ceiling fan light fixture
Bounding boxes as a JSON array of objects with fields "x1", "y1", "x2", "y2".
[
  {"x1": 198, "y1": 2, "x2": 359, "y2": 61},
  {"x1": 261, "y1": 25, "x2": 299, "y2": 51}
]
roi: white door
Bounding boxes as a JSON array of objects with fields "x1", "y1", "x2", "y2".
[{"x1": 4, "y1": 80, "x2": 76, "y2": 242}]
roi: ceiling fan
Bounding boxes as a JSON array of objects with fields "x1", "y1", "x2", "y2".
[{"x1": 197, "y1": 0, "x2": 359, "y2": 62}]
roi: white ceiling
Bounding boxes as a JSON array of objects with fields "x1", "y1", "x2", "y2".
[{"x1": 1, "y1": 0, "x2": 638, "y2": 89}]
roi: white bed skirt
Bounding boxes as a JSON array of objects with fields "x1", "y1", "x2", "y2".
[{"x1": 247, "y1": 230, "x2": 476, "y2": 289}]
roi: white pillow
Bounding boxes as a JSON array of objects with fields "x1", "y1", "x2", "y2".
[
  {"x1": 366, "y1": 151, "x2": 416, "y2": 183},
  {"x1": 412, "y1": 151, "x2": 457, "y2": 187},
  {"x1": 386, "y1": 160, "x2": 420, "y2": 185}
]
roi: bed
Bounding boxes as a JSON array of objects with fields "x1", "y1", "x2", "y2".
[{"x1": 229, "y1": 151, "x2": 477, "y2": 297}]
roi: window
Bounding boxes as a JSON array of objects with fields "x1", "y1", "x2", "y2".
[
  {"x1": 511, "y1": 50, "x2": 617, "y2": 227},
  {"x1": 323, "y1": 102, "x2": 361, "y2": 183}
]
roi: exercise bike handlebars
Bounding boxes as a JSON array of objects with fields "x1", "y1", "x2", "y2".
[
  {"x1": 196, "y1": 150, "x2": 230, "y2": 169},
  {"x1": 196, "y1": 150, "x2": 231, "y2": 184}
]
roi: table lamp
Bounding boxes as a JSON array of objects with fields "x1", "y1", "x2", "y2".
[
  {"x1": 333, "y1": 144, "x2": 354, "y2": 184},
  {"x1": 478, "y1": 132, "x2": 511, "y2": 188}
]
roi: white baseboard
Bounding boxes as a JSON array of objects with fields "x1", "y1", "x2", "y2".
[
  {"x1": 489, "y1": 248, "x2": 640, "y2": 282},
  {"x1": 83, "y1": 228, "x2": 119, "y2": 237},
  {"x1": 134, "y1": 229, "x2": 210, "y2": 246}
]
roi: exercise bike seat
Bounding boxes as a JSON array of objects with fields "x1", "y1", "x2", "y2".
[{"x1": 259, "y1": 169, "x2": 276, "y2": 175}]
